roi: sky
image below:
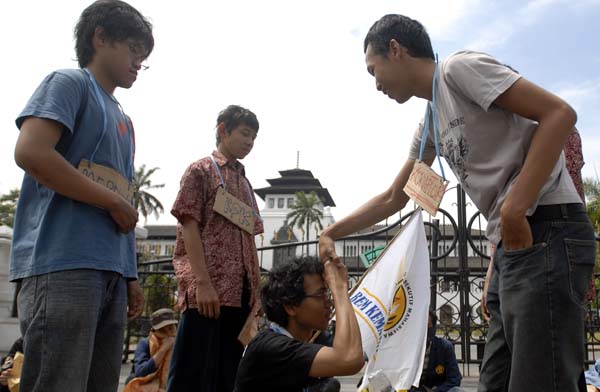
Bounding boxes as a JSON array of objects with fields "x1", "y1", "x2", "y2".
[{"x1": 1, "y1": 0, "x2": 599, "y2": 226}]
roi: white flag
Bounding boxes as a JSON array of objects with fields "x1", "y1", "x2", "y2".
[{"x1": 352, "y1": 210, "x2": 431, "y2": 391}]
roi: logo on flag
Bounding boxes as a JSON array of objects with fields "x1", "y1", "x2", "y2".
[{"x1": 383, "y1": 279, "x2": 414, "y2": 336}]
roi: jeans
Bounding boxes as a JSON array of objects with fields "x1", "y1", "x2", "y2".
[
  {"x1": 18, "y1": 269, "x2": 127, "y2": 392},
  {"x1": 479, "y1": 204, "x2": 596, "y2": 392}
]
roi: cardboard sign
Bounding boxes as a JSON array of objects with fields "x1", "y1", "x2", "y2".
[
  {"x1": 403, "y1": 160, "x2": 448, "y2": 216},
  {"x1": 213, "y1": 187, "x2": 256, "y2": 234},
  {"x1": 78, "y1": 159, "x2": 134, "y2": 204}
]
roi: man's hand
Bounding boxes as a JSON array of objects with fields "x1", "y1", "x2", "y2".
[
  {"x1": 160, "y1": 336, "x2": 175, "y2": 351},
  {"x1": 108, "y1": 196, "x2": 139, "y2": 233},
  {"x1": 196, "y1": 280, "x2": 220, "y2": 319},
  {"x1": 481, "y1": 258, "x2": 494, "y2": 322},
  {"x1": 319, "y1": 233, "x2": 338, "y2": 263},
  {"x1": 323, "y1": 257, "x2": 349, "y2": 294},
  {"x1": 127, "y1": 280, "x2": 144, "y2": 320},
  {"x1": 500, "y1": 205, "x2": 532, "y2": 251},
  {"x1": 0, "y1": 368, "x2": 13, "y2": 387}
]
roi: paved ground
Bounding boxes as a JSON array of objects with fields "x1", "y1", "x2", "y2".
[
  {"x1": 333, "y1": 373, "x2": 478, "y2": 392},
  {"x1": 118, "y1": 362, "x2": 479, "y2": 391}
]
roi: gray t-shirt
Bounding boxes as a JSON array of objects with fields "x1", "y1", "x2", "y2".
[{"x1": 409, "y1": 51, "x2": 581, "y2": 245}]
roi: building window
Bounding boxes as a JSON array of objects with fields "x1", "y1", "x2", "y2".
[
  {"x1": 345, "y1": 245, "x2": 357, "y2": 257},
  {"x1": 440, "y1": 305, "x2": 453, "y2": 326},
  {"x1": 165, "y1": 244, "x2": 175, "y2": 256},
  {"x1": 267, "y1": 198, "x2": 274, "y2": 208},
  {"x1": 441, "y1": 279, "x2": 450, "y2": 292},
  {"x1": 277, "y1": 198, "x2": 284, "y2": 208},
  {"x1": 287, "y1": 198, "x2": 294, "y2": 208}
]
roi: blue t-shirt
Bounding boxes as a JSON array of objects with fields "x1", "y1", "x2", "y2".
[{"x1": 10, "y1": 68, "x2": 137, "y2": 281}]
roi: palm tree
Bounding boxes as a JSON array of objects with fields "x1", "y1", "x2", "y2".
[
  {"x1": 584, "y1": 176, "x2": 600, "y2": 229},
  {"x1": 286, "y1": 191, "x2": 324, "y2": 244},
  {"x1": 0, "y1": 188, "x2": 20, "y2": 227},
  {"x1": 133, "y1": 164, "x2": 165, "y2": 224}
]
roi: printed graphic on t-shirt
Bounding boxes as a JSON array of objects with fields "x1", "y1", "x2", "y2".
[{"x1": 439, "y1": 116, "x2": 471, "y2": 186}]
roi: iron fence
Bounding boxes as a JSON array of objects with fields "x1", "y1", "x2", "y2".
[{"x1": 125, "y1": 185, "x2": 600, "y2": 376}]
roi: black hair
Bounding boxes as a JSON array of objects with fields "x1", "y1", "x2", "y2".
[
  {"x1": 429, "y1": 309, "x2": 438, "y2": 326},
  {"x1": 261, "y1": 256, "x2": 324, "y2": 327},
  {"x1": 364, "y1": 14, "x2": 434, "y2": 60},
  {"x1": 75, "y1": 0, "x2": 154, "y2": 68},
  {"x1": 215, "y1": 105, "x2": 260, "y2": 145}
]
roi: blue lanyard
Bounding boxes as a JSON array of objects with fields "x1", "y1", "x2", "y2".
[
  {"x1": 269, "y1": 322, "x2": 293, "y2": 338},
  {"x1": 210, "y1": 156, "x2": 261, "y2": 219},
  {"x1": 418, "y1": 57, "x2": 447, "y2": 181},
  {"x1": 83, "y1": 68, "x2": 134, "y2": 180}
]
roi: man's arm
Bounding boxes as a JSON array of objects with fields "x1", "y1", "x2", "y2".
[
  {"x1": 493, "y1": 78, "x2": 577, "y2": 251},
  {"x1": 181, "y1": 216, "x2": 220, "y2": 319},
  {"x1": 15, "y1": 117, "x2": 138, "y2": 233},
  {"x1": 435, "y1": 339, "x2": 462, "y2": 391},
  {"x1": 131, "y1": 338, "x2": 158, "y2": 378},
  {"x1": 319, "y1": 156, "x2": 434, "y2": 261},
  {"x1": 309, "y1": 258, "x2": 364, "y2": 377}
]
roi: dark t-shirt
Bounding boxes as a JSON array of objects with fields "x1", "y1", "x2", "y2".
[{"x1": 234, "y1": 329, "x2": 323, "y2": 392}]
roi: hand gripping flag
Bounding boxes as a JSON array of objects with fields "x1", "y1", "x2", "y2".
[{"x1": 352, "y1": 210, "x2": 430, "y2": 391}]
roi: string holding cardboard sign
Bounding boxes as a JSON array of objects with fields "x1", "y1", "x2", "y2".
[
  {"x1": 77, "y1": 69, "x2": 135, "y2": 206},
  {"x1": 210, "y1": 156, "x2": 260, "y2": 234},
  {"x1": 403, "y1": 58, "x2": 448, "y2": 215}
]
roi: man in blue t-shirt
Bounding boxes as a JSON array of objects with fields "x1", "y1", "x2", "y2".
[{"x1": 11, "y1": 1, "x2": 154, "y2": 391}]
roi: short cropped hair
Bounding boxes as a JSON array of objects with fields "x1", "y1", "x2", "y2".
[
  {"x1": 364, "y1": 14, "x2": 434, "y2": 60},
  {"x1": 215, "y1": 105, "x2": 260, "y2": 145},
  {"x1": 261, "y1": 256, "x2": 324, "y2": 327},
  {"x1": 75, "y1": 0, "x2": 154, "y2": 68}
]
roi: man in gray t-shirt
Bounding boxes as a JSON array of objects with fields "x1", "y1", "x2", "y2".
[{"x1": 319, "y1": 14, "x2": 596, "y2": 392}]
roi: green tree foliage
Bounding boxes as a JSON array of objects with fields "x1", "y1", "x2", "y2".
[
  {"x1": 286, "y1": 191, "x2": 324, "y2": 242},
  {"x1": 584, "y1": 176, "x2": 600, "y2": 275},
  {"x1": 142, "y1": 274, "x2": 177, "y2": 316},
  {"x1": 0, "y1": 188, "x2": 20, "y2": 227},
  {"x1": 133, "y1": 165, "x2": 165, "y2": 223},
  {"x1": 584, "y1": 176, "x2": 600, "y2": 230}
]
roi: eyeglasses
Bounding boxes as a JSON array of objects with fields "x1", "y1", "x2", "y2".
[
  {"x1": 304, "y1": 288, "x2": 332, "y2": 302},
  {"x1": 128, "y1": 42, "x2": 150, "y2": 71}
]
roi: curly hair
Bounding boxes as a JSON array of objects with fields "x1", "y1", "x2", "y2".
[
  {"x1": 75, "y1": 0, "x2": 154, "y2": 68},
  {"x1": 261, "y1": 256, "x2": 324, "y2": 327},
  {"x1": 215, "y1": 105, "x2": 260, "y2": 146},
  {"x1": 364, "y1": 14, "x2": 434, "y2": 60}
]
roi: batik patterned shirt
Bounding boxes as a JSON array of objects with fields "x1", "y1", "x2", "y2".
[{"x1": 171, "y1": 151, "x2": 263, "y2": 310}]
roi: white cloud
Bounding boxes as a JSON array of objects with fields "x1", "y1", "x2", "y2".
[
  {"x1": 552, "y1": 79, "x2": 600, "y2": 112},
  {"x1": 0, "y1": 0, "x2": 477, "y2": 225},
  {"x1": 1, "y1": 0, "x2": 598, "y2": 227}
]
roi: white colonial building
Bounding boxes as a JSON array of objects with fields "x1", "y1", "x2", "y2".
[
  {"x1": 254, "y1": 168, "x2": 336, "y2": 270},
  {"x1": 0, "y1": 226, "x2": 19, "y2": 352}
]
